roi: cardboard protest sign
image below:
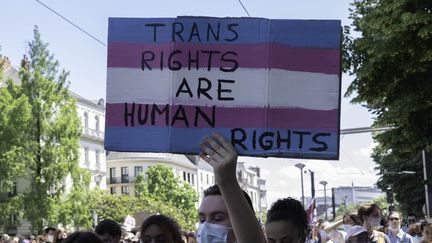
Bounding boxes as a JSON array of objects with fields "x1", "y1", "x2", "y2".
[{"x1": 105, "y1": 17, "x2": 342, "y2": 159}]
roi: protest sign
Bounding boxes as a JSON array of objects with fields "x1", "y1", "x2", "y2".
[{"x1": 105, "y1": 17, "x2": 341, "y2": 159}]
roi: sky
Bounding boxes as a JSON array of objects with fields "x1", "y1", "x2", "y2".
[{"x1": 0, "y1": 0, "x2": 380, "y2": 206}]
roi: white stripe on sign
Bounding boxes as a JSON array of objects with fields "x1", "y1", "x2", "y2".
[{"x1": 106, "y1": 68, "x2": 339, "y2": 110}]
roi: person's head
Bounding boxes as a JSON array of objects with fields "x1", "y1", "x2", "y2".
[
  {"x1": 421, "y1": 221, "x2": 432, "y2": 242},
  {"x1": 198, "y1": 185, "x2": 254, "y2": 243},
  {"x1": 388, "y1": 211, "x2": 402, "y2": 230},
  {"x1": 343, "y1": 213, "x2": 361, "y2": 226},
  {"x1": 45, "y1": 227, "x2": 57, "y2": 242},
  {"x1": 62, "y1": 231, "x2": 103, "y2": 243},
  {"x1": 140, "y1": 215, "x2": 183, "y2": 243},
  {"x1": 53, "y1": 229, "x2": 67, "y2": 243},
  {"x1": 407, "y1": 213, "x2": 417, "y2": 225},
  {"x1": 357, "y1": 203, "x2": 381, "y2": 228},
  {"x1": 95, "y1": 219, "x2": 122, "y2": 243},
  {"x1": 265, "y1": 197, "x2": 309, "y2": 243},
  {"x1": 408, "y1": 223, "x2": 422, "y2": 237}
]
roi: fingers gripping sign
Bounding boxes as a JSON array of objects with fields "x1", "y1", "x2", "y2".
[{"x1": 200, "y1": 133, "x2": 238, "y2": 185}]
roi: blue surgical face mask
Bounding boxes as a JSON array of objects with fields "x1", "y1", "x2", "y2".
[
  {"x1": 196, "y1": 222, "x2": 230, "y2": 243},
  {"x1": 343, "y1": 224, "x2": 352, "y2": 233}
]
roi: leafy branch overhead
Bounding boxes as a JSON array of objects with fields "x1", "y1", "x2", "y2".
[{"x1": 343, "y1": 0, "x2": 432, "y2": 215}]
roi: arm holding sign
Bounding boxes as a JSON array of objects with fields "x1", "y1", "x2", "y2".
[{"x1": 200, "y1": 133, "x2": 267, "y2": 243}]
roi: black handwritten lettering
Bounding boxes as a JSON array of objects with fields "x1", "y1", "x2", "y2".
[
  {"x1": 124, "y1": 103, "x2": 135, "y2": 127},
  {"x1": 276, "y1": 130, "x2": 291, "y2": 149},
  {"x1": 172, "y1": 22, "x2": 185, "y2": 42},
  {"x1": 226, "y1": 23, "x2": 239, "y2": 41},
  {"x1": 171, "y1": 105, "x2": 189, "y2": 127},
  {"x1": 231, "y1": 128, "x2": 248, "y2": 150},
  {"x1": 201, "y1": 50, "x2": 220, "y2": 71},
  {"x1": 188, "y1": 22, "x2": 201, "y2": 42},
  {"x1": 293, "y1": 131, "x2": 312, "y2": 149},
  {"x1": 137, "y1": 104, "x2": 149, "y2": 125},
  {"x1": 207, "y1": 22, "x2": 220, "y2": 41},
  {"x1": 145, "y1": 23, "x2": 166, "y2": 42},
  {"x1": 168, "y1": 50, "x2": 182, "y2": 70},
  {"x1": 218, "y1": 79, "x2": 235, "y2": 101},
  {"x1": 220, "y1": 51, "x2": 238, "y2": 72},
  {"x1": 141, "y1": 51, "x2": 155, "y2": 71},
  {"x1": 194, "y1": 106, "x2": 216, "y2": 128},
  {"x1": 176, "y1": 78, "x2": 193, "y2": 98},
  {"x1": 188, "y1": 50, "x2": 199, "y2": 70},
  {"x1": 198, "y1": 77, "x2": 213, "y2": 100},
  {"x1": 310, "y1": 133, "x2": 330, "y2": 152},
  {"x1": 259, "y1": 132, "x2": 275, "y2": 151},
  {"x1": 151, "y1": 104, "x2": 169, "y2": 126}
]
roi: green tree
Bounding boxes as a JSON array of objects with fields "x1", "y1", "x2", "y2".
[
  {"x1": 0, "y1": 26, "x2": 81, "y2": 232},
  {"x1": 0, "y1": 54, "x2": 32, "y2": 230},
  {"x1": 135, "y1": 164, "x2": 198, "y2": 229},
  {"x1": 344, "y1": 0, "x2": 432, "y2": 216}
]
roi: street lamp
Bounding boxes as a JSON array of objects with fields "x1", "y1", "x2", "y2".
[
  {"x1": 295, "y1": 163, "x2": 306, "y2": 206},
  {"x1": 320, "y1": 180, "x2": 328, "y2": 220}
]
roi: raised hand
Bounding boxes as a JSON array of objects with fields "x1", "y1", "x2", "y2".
[{"x1": 199, "y1": 133, "x2": 238, "y2": 186}]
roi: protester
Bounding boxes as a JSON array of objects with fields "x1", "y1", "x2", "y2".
[
  {"x1": 420, "y1": 221, "x2": 432, "y2": 243},
  {"x1": 266, "y1": 197, "x2": 309, "y2": 243},
  {"x1": 45, "y1": 227, "x2": 57, "y2": 243},
  {"x1": 95, "y1": 219, "x2": 122, "y2": 243},
  {"x1": 199, "y1": 133, "x2": 267, "y2": 243},
  {"x1": 402, "y1": 214, "x2": 418, "y2": 233},
  {"x1": 53, "y1": 228, "x2": 67, "y2": 243},
  {"x1": 62, "y1": 231, "x2": 103, "y2": 243},
  {"x1": 139, "y1": 214, "x2": 183, "y2": 243},
  {"x1": 386, "y1": 211, "x2": 413, "y2": 243},
  {"x1": 316, "y1": 221, "x2": 331, "y2": 243},
  {"x1": 408, "y1": 223, "x2": 422, "y2": 243},
  {"x1": 357, "y1": 203, "x2": 390, "y2": 243}
]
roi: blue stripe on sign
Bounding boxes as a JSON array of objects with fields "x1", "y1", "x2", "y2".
[
  {"x1": 104, "y1": 127, "x2": 338, "y2": 159},
  {"x1": 108, "y1": 17, "x2": 341, "y2": 49}
]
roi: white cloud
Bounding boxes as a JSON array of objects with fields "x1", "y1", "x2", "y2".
[{"x1": 354, "y1": 142, "x2": 378, "y2": 157}]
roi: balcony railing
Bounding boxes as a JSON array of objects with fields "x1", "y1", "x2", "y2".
[
  {"x1": 82, "y1": 127, "x2": 104, "y2": 140},
  {"x1": 107, "y1": 176, "x2": 136, "y2": 184}
]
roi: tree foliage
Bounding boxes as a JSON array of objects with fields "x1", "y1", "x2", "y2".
[
  {"x1": 344, "y1": 0, "x2": 432, "y2": 216},
  {"x1": 135, "y1": 164, "x2": 198, "y2": 230},
  {"x1": 0, "y1": 26, "x2": 81, "y2": 232}
]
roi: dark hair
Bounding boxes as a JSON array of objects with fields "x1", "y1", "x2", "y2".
[
  {"x1": 266, "y1": 197, "x2": 309, "y2": 239},
  {"x1": 357, "y1": 203, "x2": 380, "y2": 224},
  {"x1": 140, "y1": 215, "x2": 183, "y2": 243},
  {"x1": 347, "y1": 231, "x2": 369, "y2": 243},
  {"x1": 343, "y1": 213, "x2": 361, "y2": 225},
  {"x1": 63, "y1": 231, "x2": 103, "y2": 243},
  {"x1": 95, "y1": 219, "x2": 122, "y2": 238},
  {"x1": 204, "y1": 184, "x2": 255, "y2": 213},
  {"x1": 408, "y1": 213, "x2": 417, "y2": 218}
]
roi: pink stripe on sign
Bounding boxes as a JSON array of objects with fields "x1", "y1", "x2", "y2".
[
  {"x1": 107, "y1": 43, "x2": 340, "y2": 74},
  {"x1": 105, "y1": 103, "x2": 338, "y2": 131}
]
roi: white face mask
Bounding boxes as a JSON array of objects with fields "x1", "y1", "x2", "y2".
[
  {"x1": 369, "y1": 217, "x2": 381, "y2": 227},
  {"x1": 197, "y1": 222, "x2": 230, "y2": 243}
]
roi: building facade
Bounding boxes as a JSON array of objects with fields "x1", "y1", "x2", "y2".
[
  {"x1": 73, "y1": 92, "x2": 107, "y2": 190},
  {"x1": 106, "y1": 152, "x2": 198, "y2": 196}
]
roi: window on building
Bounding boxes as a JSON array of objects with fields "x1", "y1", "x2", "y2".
[
  {"x1": 191, "y1": 174, "x2": 195, "y2": 185},
  {"x1": 206, "y1": 174, "x2": 209, "y2": 184},
  {"x1": 84, "y1": 112, "x2": 89, "y2": 128},
  {"x1": 95, "y1": 150, "x2": 100, "y2": 170},
  {"x1": 134, "y1": 166, "x2": 143, "y2": 177},
  {"x1": 187, "y1": 173, "x2": 191, "y2": 183},
  {"x1": 121, "y1": 186, "x2": 129, "y2": 195},
  {"x1": 200, "y1": 172, "x2": 203, "y2": 183},
  {"x1": 84, "y1": 147, "x2": 89, "y2": 166},
  {"x1": 110, "y1": 168, "x2": 116, "y2": 184},
  {"x1": 95, "y1": 115, "x2": 100, "y2": 132},
  {"x1": 110, "y1": 187, "x2": 116, "y2": 195},
  {"x1": 183, "y1": 171, "x2": 186, "y2": 181},
  {"x1": 121, "y1": 167, "x2": 129, "y2": 183}
]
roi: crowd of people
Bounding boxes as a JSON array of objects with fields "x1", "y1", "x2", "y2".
[{"x1": 1, "y1": 134, "x2": 431, "y2": 243}]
